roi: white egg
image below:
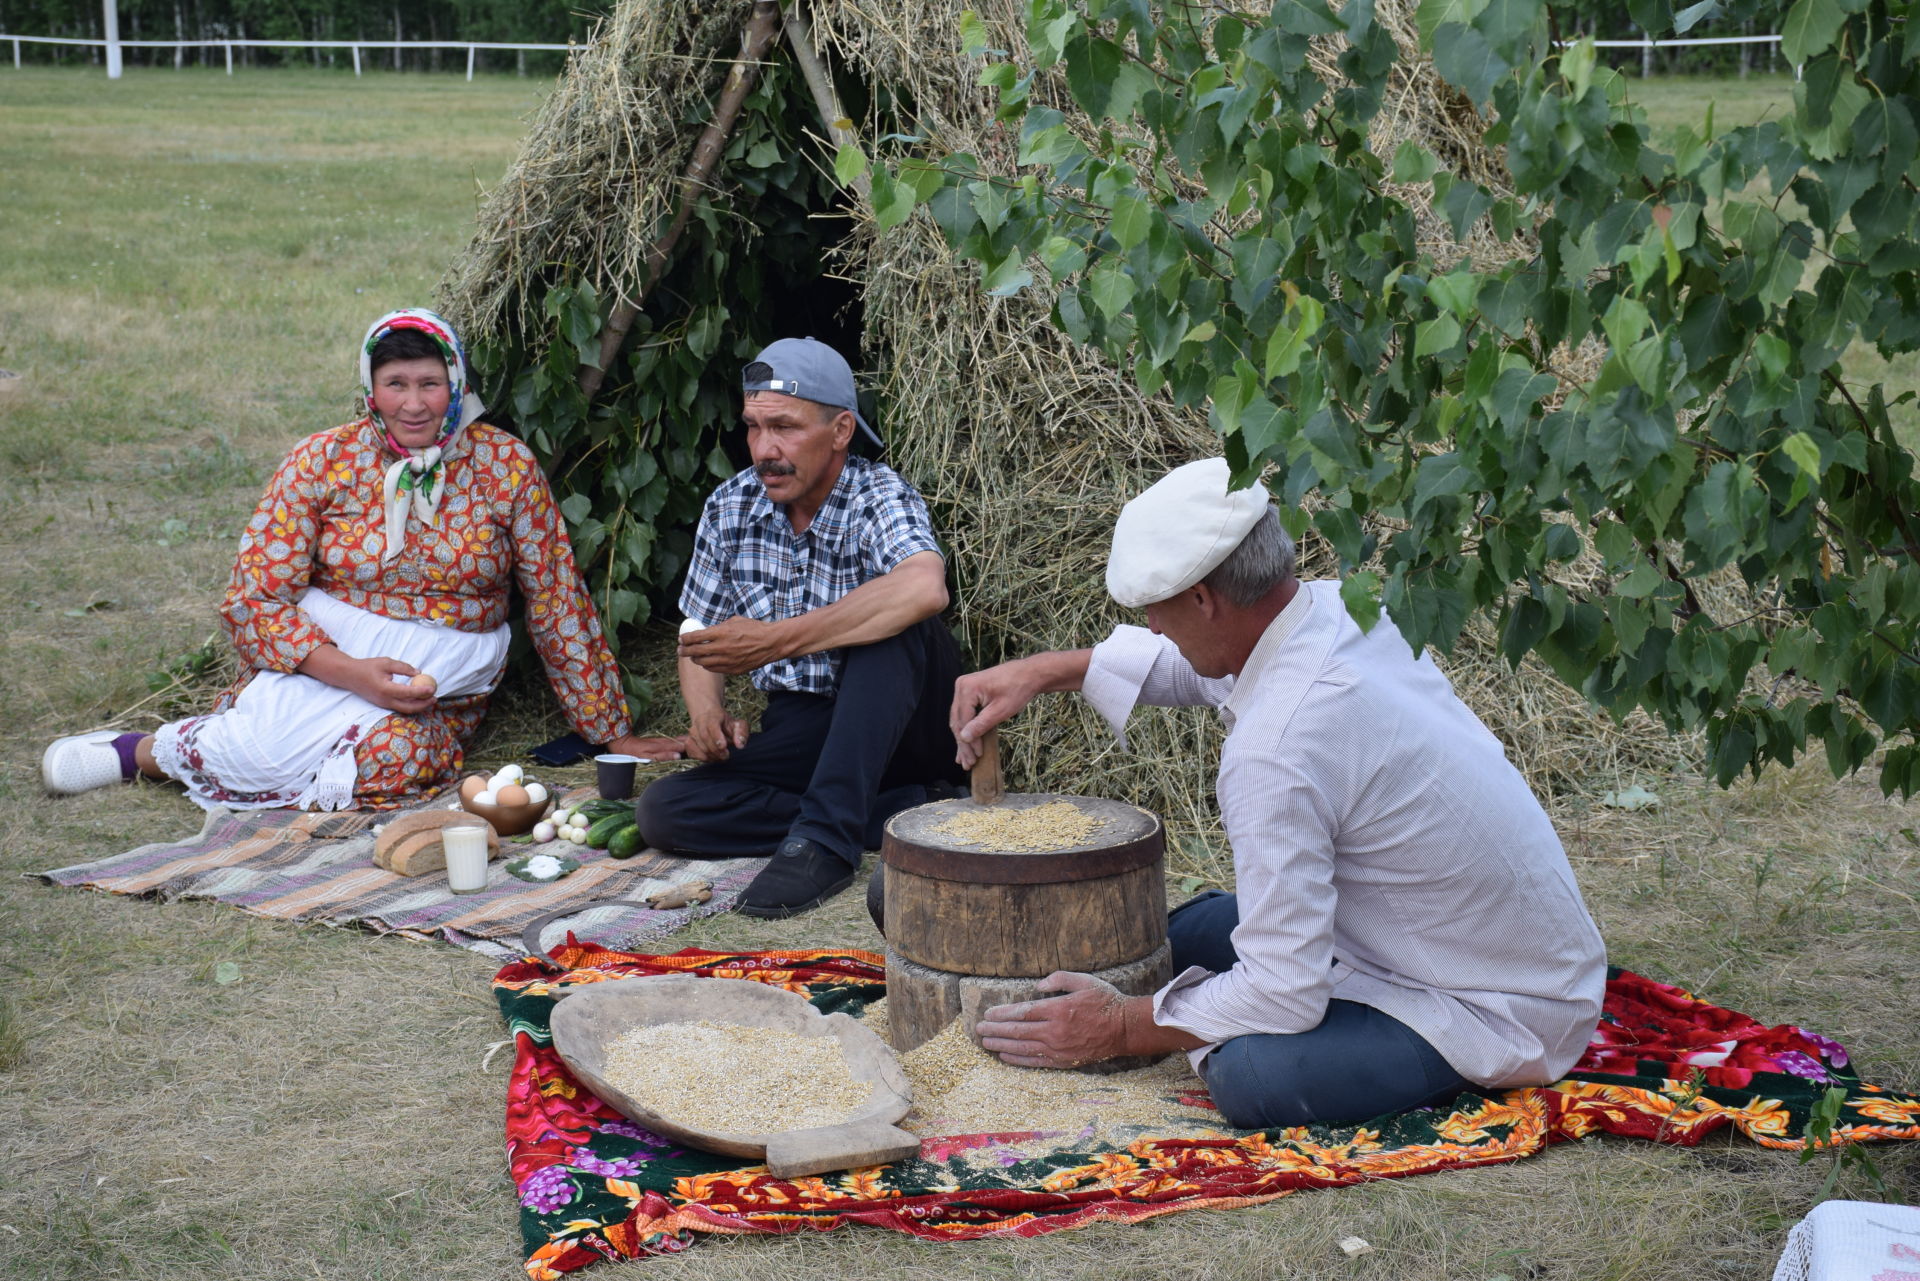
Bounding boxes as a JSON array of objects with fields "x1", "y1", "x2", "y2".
[
  {"x1": 473, "y1": 789, "x2": 498, "y2": 807},
  {"x1": 532, "y1": 821, "x2": 557, "y2": 844},
  {"x1": 493, "y1": 764, "x2": 524, "y2": 785},
  {"x1": 523, "y1": 782, "x2": 549, "y2": 804},
  {"x1": 680, "y1": 617, "x2": 704, "y2": 636},
  {"x1": 486, "y1": 773, "x2": 514, "y2": 793}
]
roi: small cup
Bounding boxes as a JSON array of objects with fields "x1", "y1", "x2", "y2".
[
  {"x1": 442, "y1": 820, "x2": 493, "y2": 894},
  {"x1": 595, "y1": 753, "x2": 643, "y2": 801}
]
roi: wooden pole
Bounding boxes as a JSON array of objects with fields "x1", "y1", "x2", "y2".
[
  {"x1": 576, "y1": 0, "x2": 783, "y2": 398},
  {"x1": 782, "y1": 2, "x2": 868, "y2": 200},
  {"x1": 970, "y1": 728, "x2": 1004, "y2": 806}
]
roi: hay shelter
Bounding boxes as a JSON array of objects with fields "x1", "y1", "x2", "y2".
[{"x1": 439, "y1": 0, "x2": 1695, "y2": 868}]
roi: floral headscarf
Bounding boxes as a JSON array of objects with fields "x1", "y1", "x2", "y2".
[{"x1": 360, "y1": 308, "x2": 488, "y2": 563}]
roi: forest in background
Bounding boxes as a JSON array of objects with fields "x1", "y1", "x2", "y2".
[{"x1": 5, "y1": 0, "x2": 1794, "y2": 76}]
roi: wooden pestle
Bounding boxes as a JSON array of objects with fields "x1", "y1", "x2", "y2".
[{"x1": 970, "y1": 726, "x2": 1003, "y2": 806}]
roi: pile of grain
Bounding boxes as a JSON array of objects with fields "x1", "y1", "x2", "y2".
[
  {"x1": 600, "y1": 1021, "x2": 872, "y2": 1135},
  {"x1": 928, "y1": 801, "x2": 1102, "y2": 853},
  {"x1": 896, "y1": 1018, "x2": 1215, "y2": 1139}
]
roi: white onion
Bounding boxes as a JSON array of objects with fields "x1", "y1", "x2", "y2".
[{"x1": 531, "y1": 821, "x2": 557, "y2": 844}]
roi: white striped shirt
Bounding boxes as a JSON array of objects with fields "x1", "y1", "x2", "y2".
[{"x1": 1083, "y1": 580, "x2": 1606, "y2": 1086}]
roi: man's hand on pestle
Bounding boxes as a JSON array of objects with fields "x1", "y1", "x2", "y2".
[
  {"x1": 949, "y1": 650, "x2": 1096, "y2": 769},
  {"x1": 975, "y1": 972, "x2": 1206, "y2": 1068}
]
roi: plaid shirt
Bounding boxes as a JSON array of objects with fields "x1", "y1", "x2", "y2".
[{"x1": 679, "y1": 456, "x2": 942, "y2": 695}]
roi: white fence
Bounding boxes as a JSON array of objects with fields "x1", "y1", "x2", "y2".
[
  {"x1": 3, "y1": 28, "x2": 1786, "y2": 79},
  {"x1": 2, "y1": 33, "x2": 574, "y2": 79}
]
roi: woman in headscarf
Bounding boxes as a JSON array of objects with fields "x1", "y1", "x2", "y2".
[{"x1": 41, "y1": 308, "x2": 681, "y2": 808}]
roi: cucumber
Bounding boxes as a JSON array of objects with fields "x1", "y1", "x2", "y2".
[
  {"x1": 583, "y1": 812, "x2": 635, "y2": 850},
  {"x1": 607, "y1": 824, "x2": 645, "y2": 859}
]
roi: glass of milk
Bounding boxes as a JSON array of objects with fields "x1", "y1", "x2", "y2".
[{"x1": 443, "y1": 820, "x2": 493, "y2": 894}]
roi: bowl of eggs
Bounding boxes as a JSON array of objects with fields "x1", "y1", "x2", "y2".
[{"x1": 457, "y1": 764, "x2": 554, "y2": 837}]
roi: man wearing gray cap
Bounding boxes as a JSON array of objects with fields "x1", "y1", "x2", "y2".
[
  {"x1": 636, "y1": 338, "x2": 965, "y2": 917},
  {"x1": 954, "y1": 458, "x2": 1606, "y2": 1128}
]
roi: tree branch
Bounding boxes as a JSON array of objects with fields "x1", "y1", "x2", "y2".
[{"x1": 576, "y1": 1, "x2": 783, "y2": 399}]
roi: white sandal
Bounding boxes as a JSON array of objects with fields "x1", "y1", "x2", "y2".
[{"x1": 41, "y1": 731, "x2": 130, "y2": 795}]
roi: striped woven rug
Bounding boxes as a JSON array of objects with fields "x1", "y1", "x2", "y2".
[{"x1": 39, "y1": 797, "x2": 763, "y2": 959}]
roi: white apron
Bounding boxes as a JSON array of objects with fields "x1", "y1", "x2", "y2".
[{"x1": 153, "y1": 590, "x2": 510, "y2": 812}]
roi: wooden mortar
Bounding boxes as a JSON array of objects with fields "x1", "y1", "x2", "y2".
[{"x1": 880, "y1": 730, "x2": 1171, "y2": 1069}]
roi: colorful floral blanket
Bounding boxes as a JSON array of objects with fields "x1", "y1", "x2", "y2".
[{"x1": 495, "y1": 945, "x2": 1920, "y2": 1279}]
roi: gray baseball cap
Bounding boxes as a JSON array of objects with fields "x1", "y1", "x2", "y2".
[{"x1": 742, "y1": 337, "x2": 883, "y2": 447}]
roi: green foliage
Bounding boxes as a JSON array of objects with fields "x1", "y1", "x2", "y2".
[
  {"x1": 1799, "y1": 1084, "x2": 1889, "y2": 1200},
  {"x1": 880, "y1": 0, "x2": 1920, "y2": 792},
  {"x1": 465, "y1": 56, "x2": 846, "y2": 710}
]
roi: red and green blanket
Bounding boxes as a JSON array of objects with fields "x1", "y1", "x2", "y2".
[{"x1": 493, "y1": 944, "x2": 1920, "y2": 1280}]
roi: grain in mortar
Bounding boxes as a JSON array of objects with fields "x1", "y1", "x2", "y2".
[
  {"x1": 601, "y1": 1021, "x2": 872, "y2": 1134},
  {"x1": 928, "y1": 801, "x2": 1102, "y2": 852},
  {"x1": 898, "y1": 1019, "x2": 1216, "y2": 1139}
]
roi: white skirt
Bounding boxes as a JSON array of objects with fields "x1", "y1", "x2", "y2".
[{"x1": 154, "y1": 590, "x2": 510, "y2": 812}]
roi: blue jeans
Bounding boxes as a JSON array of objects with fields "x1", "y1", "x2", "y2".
[{"x1": 1166, "y1": 890, "x2": 1473, "y2": 1129}]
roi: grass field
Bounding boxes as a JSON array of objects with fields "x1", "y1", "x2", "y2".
[{"x1": 1, "y1": 66, "x2": 1916, "y2": 1281}]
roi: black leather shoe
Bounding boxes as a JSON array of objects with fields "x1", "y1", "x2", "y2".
[{"x1": 737, "y1": 836, "x2": 856, "y2": 919}]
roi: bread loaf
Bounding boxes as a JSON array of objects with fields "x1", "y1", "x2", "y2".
[{"x1": 374, "y1": 811, "x2": 500, "y2": 876}]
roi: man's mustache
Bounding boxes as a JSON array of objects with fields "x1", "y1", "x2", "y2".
[{"x1": 755, "y1": 460, "x2": 797, "y2": 479}]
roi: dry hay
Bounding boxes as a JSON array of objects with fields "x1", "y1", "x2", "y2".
[
  {"x1": 442, "y1": 0, "x2": 1703, "y2": 872},
  {"x1": 896, "y1": 1014, "x2": 1215, "y2": 1141}
]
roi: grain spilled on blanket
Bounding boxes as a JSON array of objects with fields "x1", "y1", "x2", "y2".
[
  {"x1": 894, "y1": 1015, "x2": 1217, "y2": 1141},
  {"x1": 927, "y1": 801, "x2": 1102, "y2": 852},
  {"x1": 601, "y1": 1021, "x2": 871, "y2": 1134}
]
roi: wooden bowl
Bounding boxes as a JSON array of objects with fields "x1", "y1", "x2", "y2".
[
  {"x1": 457, "y1": 782, "x2": 553, "y2": 837},
  {"x1": 549, "y1": 974, "x2": 919, "y2": 1178}
]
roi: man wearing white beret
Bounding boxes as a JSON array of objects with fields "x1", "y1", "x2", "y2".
[{"x1": 955, "y1": 458, "x2": 1606, "y2": 1128}]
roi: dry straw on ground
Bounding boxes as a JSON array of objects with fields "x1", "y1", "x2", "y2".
[
  {"x1": 897, "y1": 1013, "x2": 1212, "y2": 1140},
  {"x1": 442, "y1": 0, "x2": 1701, "y2": 876}
]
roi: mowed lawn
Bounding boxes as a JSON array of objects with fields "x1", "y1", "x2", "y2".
[{"x1": 1, "y1": 65, "x2": 1917, "y2": 1281}]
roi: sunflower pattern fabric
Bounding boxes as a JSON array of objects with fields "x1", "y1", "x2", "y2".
[
  {"x1": 493, "y1": 947, "x2": 1920, "y2": 1279},
  {"x1": 213, "y1": 418, "x2": 631, "y2": 801}
]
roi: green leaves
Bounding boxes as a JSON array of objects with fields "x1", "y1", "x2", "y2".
[
  {"x1": 1342, "y1": 571, "x2": 1384, "y2": 632},
  {"x1": 881, "y1": 0, "x2": 1920, "y2": 795},
  {"x1": 833, "y1": 143, "x2": 869, "y2": 187},
  {"x1": 1108, "y1": 194, "x2": 1152, "y2": 249},
  {"x1": 1781, "y1": 0, "x2": 1847, "y2": 65}
]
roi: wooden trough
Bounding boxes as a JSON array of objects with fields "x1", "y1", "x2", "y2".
[{"x1": 549, "y1": 974, "x2": 920, "y2": 1177}]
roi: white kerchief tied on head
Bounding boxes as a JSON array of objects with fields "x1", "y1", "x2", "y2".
[
  {"x1": 359, "y1": 308, "x2": 488, "y2": 563},
  {"x1": 1105, "y1": 458, "x2": 1273, "y2": 607}
]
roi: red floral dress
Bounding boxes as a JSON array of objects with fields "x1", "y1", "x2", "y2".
[{"x1": 208, "y1": 418, "x2": 630, "y2": 806}]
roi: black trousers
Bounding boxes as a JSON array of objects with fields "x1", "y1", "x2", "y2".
[{"x1": 635, "y1": 616, "x2": 967, "y2": 867}]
